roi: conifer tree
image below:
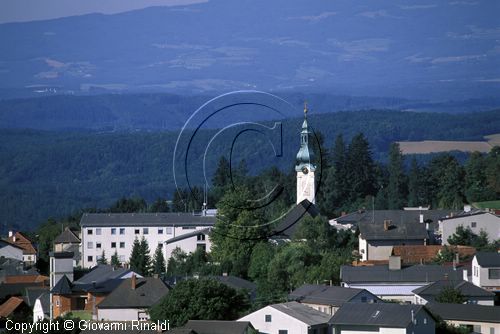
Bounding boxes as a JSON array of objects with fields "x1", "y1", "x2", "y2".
[
  {"x1": 98, "y1": 250, "x2": 107, "y2": 265},
  {"x1": 152, "y1": 244, "x2": 166, "y2": 275},
  {"x1": 129, "y1": 237, "x2": 142, "y2": 273},
  {"x1": 111, "y1": 250, "x2": 120, "y2": 267},
  {"x1": 387, "y1": 143, "x2": 407, "y2": 209}
]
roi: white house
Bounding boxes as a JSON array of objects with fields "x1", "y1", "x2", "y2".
[
  {"x1": 33, "y1": 293, "x2": 50, "y2": 322},
  {"x1": 0, "y1": 240, "x2": 23, "y2": 261},
  {"x1": 97, "y1": 276, "x2": 169, "y2": 321},
  {"x1": 239, "y1": 301, "x2": 330, "y2": 334},
  {"x1": 412, "y1": 280, "x2": 495, "y2": 306},
  {"x1": 289, "y1": 284, "x2": 380, "y2": 316},
  {"x1": 330, "y1": 303, "x2": 435, "y2": 334},
  {"x1": 80, "y1": 212, "x2": 215, "y2": 268},
  {"x1": 341, "y1": 261, "x2": 467, "y2": 303},
  {"x1": 439, "y1": 211, "x2": 500, "y2": 245},
  {"x1": 427, "y1": 303, "x2": 500, "y2": 334},
  {"x1": 472, "y1": 252, "x2": 500, "y2": 292}
]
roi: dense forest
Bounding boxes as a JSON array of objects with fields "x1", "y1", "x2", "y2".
[{"x1": 1, "y1": 108, "x2": 499, "y2": 231}]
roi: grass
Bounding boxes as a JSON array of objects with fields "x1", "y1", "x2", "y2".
[
  {"x1": 472, "y1": 200, "x2": 500, "y2": 210},
  {"x1": 69, "y1": 310, "x2": 93, "y2": 320}
]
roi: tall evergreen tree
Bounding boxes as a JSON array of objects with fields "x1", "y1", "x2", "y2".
[
  {"x1": 428, "y1": 154, "x2": 465, "y2": 209},
  {"x1": 386, "y1": 143, "x2": 407, "y2": 209},
  {"x1": 345, "y1": 133, "x2": 376, "y2": 205},
  {"x1": 149, "y1": 197, "x2": 170, "y2": 212},
  {"x1": 407, "y1": 157, "x2": 423, "y2": 207},
  {"x1": 139, "y1": 237, "x2": 152, "y2": 276},
  {"x1": 111, "y1": 250, "x2": 121, "y2": 267},
  {"x1": 152, "y1": 244, "x2": 166, "y2": 275},
  {"x1": 464, "y1": 152, "x2": 493, "y2": 202},
  {"x1": 485, "y1": 146, "x2": 500, "y2": 197},
  {"x1": 98, "y1": 250, "x2": 107, "y2": 265},
  {"x1": 212, "y1": 156, "x2": 231, "y2": 188},
  {"x1": 129, "y1": 237, "x2": 142, "y2": 274}
]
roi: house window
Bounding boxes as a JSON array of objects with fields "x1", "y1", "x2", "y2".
[
  {"x1": 134, "y1": 229, "x2": 140, "y2": 234},
  {"x1": 120, "y1": 228, "x2": 125, "y2": 235},
  {"x1": 424, "y1": 318, "x2": 427, "y2": 325},
  {"x1": 471, "y1": 222, "x2": 477, "y2": 228},
  {"x1": 166, "y1": 227, "x2": 173, "y2": 234},
  {"x1": 490, "y1": 327, "x2": 495, "y2": 334},
  {"x1": 278, "y1": 331, "x2": 288, "y2": 334},
  {"x1": 120, "y1": 242, "x2": 125, "y2": 248},
  {"x1": 96, "y1": 228, "x2": 102, "y2": 235},
  {"x1": 143, "y1": 228, "x2": 149, "y2": 235},
  {"x1": 488, "y1": 269, "x2": 500, "y2": 279},
  {"x1": 87, "y1": 242, "x2": 93, "y2": 249},
  {"x1": 56, "y1": 300, "x2": 60, "y2": 307},
  {"x1": 96, "y1": 243, "x2": 101, "y2": 249},
  {"x1": 87, "y1": 229, "x2": 93, "y2": 235},
  {"x1": 111, "y1": 242, "x2": 116, "y2": 248},
  {"x1": 197, "y1": 244, "x2": 206, "y2": 252},
  {"x1": 158, "y1": 242, "x2": 163, "y2": 248},
  {"x1": 158, "y1": 228, "x2": 163, "y2": 234},
  {"x1": 87, "y1": 256, "x2": 93, "y2": 262},
  {"x1": 197, "y1": 234, "x2": 206, "y2": 241},
  {"x1": 265, "y1": 315, "x2": 271, "y2": 322},
  {"x1": 111, "y1": 228, "x2": 116, "y2": 235},
  {"x1": 138, "y1": 311, "x2": 149, "y2": 321}
]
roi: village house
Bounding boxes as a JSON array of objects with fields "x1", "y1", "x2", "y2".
[
  {"x1": 288, "y1": 284, "x2": 381, "y2": 315},
  {"x1": 7, "y1": 231, "x2": 37, "y2": 265},
  {"x1": 341, "y1": 259, "x2": 467, "y2": 303},
  {"x1": 472, "y1": 252, "x2": 500, "y2": 293},
  {"x1": 427, "y1": 302, "x2": 500, "y2": 334},
  {"x1": 53, "y1": 227, "x2": 81, "y2": 267},
  {"x1": 96, "y1": 275, "x2": 169, "y2": 321},
  {"x1": 329, "y1": 302, "x2": 436, "y2": 334},
  {"x1": 439, "y1": 210, "x2": 500, "y2": 245},
  {"x1": 412, "y1": 280, "x2": 495, "y2": 305},
  {"x1": 239, "y1": 301, "x2": 330, "y2": 334},
  {"x1": 0, "y1": 240, "x2": 23, "y2": 261}
]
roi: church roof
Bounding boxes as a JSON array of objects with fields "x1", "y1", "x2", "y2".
[{"x1": 271, "y1": 199, "x2": 320, "y2": 239}]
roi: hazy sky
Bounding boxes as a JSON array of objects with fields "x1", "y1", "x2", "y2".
[{"x1": 0, "y1": 0, "x2": 208, "y2": 23}]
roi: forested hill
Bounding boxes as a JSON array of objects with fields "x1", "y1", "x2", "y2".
[
  {"x1": 1, "y1": 93, "x2": 500, "y2": 131},
  {"x1": 1, "y1": 108, "x2": 499, "y2": 231}
]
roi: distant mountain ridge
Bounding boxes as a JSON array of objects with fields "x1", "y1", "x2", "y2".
[
  {"x1": 0, "y1": 0, "x2": 498, "y2": 100},
  {"x1": 1, "y1": 93, "x2": 500, "y2": 131}
]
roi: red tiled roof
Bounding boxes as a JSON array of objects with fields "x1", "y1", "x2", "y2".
[
  {"x1": 7, "y1": 232, "x2": 37, "y2": 255},
  {"x1": 0, "y1": 296, "x2": 24, "y2": 318}
]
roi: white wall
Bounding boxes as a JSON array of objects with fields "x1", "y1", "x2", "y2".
[
  {"x1": 81, "y1": 225, "x2": 210, "y2": 268},
  {"x1": 239, "y1": 305, "x2": 309, "y2": 334},
  {"x1": 445, "y1": 319, "x2": 500, "y2": 334},
  {"x1": 98, "y1": 308, "x2": 148, "y2": 321},
  {"x1": 440, "y1": 213, "x2": 500, "y2": 246},
  {"x1": 33, "y1": 298, "x2": 46, "y2": 323},
  {"x1": 165, "y1": 234, "x2": 211, "y2": 259},
  {"x1": 472, "y1": 256, "x2": 500, "y2": 290}
]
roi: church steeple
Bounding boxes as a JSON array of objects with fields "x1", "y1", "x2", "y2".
[{"x1": 295, "y1": 102, "x2": 316, "y2": 204}]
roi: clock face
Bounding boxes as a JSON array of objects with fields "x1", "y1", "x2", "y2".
[{"x1": 301, "y1": 166, "x2": 309, "y2": 174}]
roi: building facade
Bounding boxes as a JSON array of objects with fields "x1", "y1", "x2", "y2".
[
  {"x1": 439, "y1": 211, "x2": 500, "y2": 245},
  {"x1": 80, "y1": 213, "x2": 215, "y2": 268}
]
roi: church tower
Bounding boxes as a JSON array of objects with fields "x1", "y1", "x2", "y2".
[{"x1": 296, "y1": 103, "x2": 316, "y2": 204}]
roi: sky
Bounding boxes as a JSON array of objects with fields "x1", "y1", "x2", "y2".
[{"x1": 0, "y1": 0, "x2": 207, "y2": 23}]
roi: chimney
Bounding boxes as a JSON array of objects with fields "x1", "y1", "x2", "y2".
[
  {"x1": 222, "y1": 272, "x2": 228, "y2": 277},
  {"x1": 464, "y1": 205, "x2": 471, "y2": 213},
  {"x1": 384, "y1": 221, "x2": 389, "y2": 231},
  {"x1": 463, "y1": 269, "x2": 468, "y2": 282},
  {"x1": 411, "y1": 310, "x2": 415, "y2": 324},
  {"x1": 131, "y1": 274, "x2": 136, "y2": 290},
  {"x1": 8, "y1": 231, "x2": 13, "y2": 238},
  {"x1": 419, "y1": 214, "x2": 424, "y2": 224},
  {"x1": 389, "y1": 256, "x2": 401, "y2": 271}
]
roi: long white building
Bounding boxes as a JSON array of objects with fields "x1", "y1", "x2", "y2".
[{"x1": 80, "y1": 212, "x2": 215, "y2": 268}]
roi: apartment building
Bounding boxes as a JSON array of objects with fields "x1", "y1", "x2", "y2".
[{"x1": 80, "y1": 212, "x2": 216, "y2": 268}]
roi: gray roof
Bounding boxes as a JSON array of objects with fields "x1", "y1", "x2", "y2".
[
  {"x1": 38, "y1": 293, "x2": 50, "y2": 316},
  {"x1": 475, "y1": 252, "x2": 500, "y2": 267},
  {"x1": 183, "y1": 320, "x2": 253, "y2": 334},
  {"x1": 97, "y1": 277, "x2": 169, "y2": 309},
  {"x1": 271, "y1": 200, "x2": 320, "y2": 239},
  {"x1": 212, "y1": 276, "x2": 257, "y2": 300},
  {"x1": 330, "y1": 303, "x2": 430, "y2": 328},
  {"x1": 338, "y1": 209, "x2": 459, "y2": 237},
  {"x1": 24, "y1": 287, "x2": 49, "y2": 307},
  {"x1": 54, "y1": 228, "x2": 80, "y2": 244},
  {"x1": 74, "y1": 264, "x2": 133, "y2": 284},
  {"x1": 270, "y1": 301, "x2": 331, "y2": 325},
  {"x1": 51, "y1": 275, "x2": 73, "y2": 295},
  {"x1": 166, "y1": 228, "x2": 211, "y2": 244},
  {"x1": 439, "y1": 210, "x2": 490, "y2": 221},
  {"x1": 0, "y1": 240, "x2": 23, "y2": 250},
  {"x1": 427, "y1": 302, "x2": 500, "y2": 323},
  {"x1": 80, "y1": 213, "x2": 216, "y2": 228},
  {"x1": 341, "y1": 264, "x2": 466, "y2": 284},
  {"x1": 412, "y1": 280, "x2": 494, "y2": 298},
  {"x1": 289, "y1": 284, "x2": 375, "y2": 306}
]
